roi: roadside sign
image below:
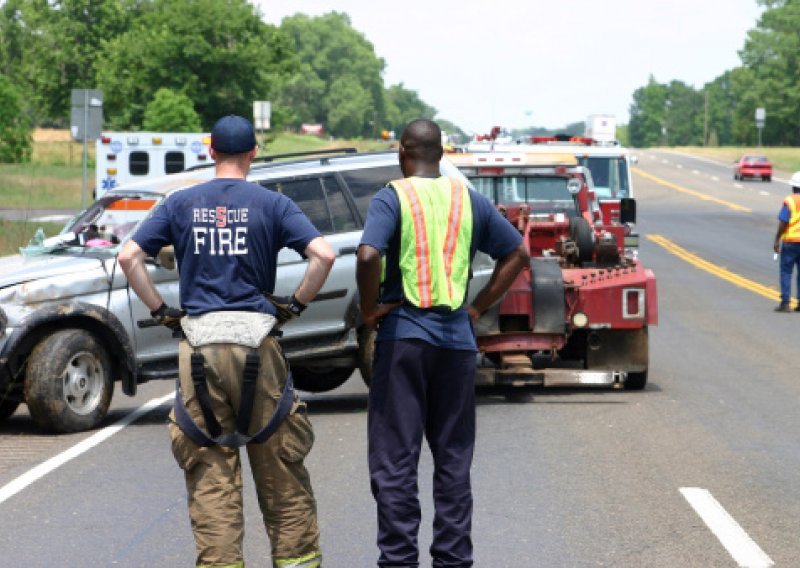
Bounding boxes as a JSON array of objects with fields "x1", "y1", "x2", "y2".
[
  {"x1": 70, "y1": 89, "x2": 103, "y2": 142},
  {"x1": 755, "y1": 107, "x2": 766, "y2": 129},
  {"x1": 253, "y1": 101, "x2": 271, "y2": 130}
]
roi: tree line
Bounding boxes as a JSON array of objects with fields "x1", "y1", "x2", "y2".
[
  {"x1": 629, "y1": 0, "x2": 800, "y2": 148},
  {"x1": 0, "y1": 1, "x2": 463, "y2": 162}
]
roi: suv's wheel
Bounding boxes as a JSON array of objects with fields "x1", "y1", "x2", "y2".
[
  {"x1": 25, "y1": 329, "x2": 113, "y2": 433},
  {"x1": 357, "y1": 327, "x2": 376, "y2": 388},
  {"x1": 0, "y1": 397, "x2": 20, "y2": 422},
  {"x1": 291, "y1": 366, "x2": 353, "y2": 392}
]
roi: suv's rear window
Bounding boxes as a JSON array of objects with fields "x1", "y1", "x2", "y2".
[{"x1": 339, "y1": 165, "x2": 402, "y2": 222}]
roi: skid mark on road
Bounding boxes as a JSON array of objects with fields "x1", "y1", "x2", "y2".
[
  {"x1": 634, "y1": 168, "x2": 751, "y2": 212},
  {"x1": 647, "y1": 235, "x2": 797, "y2": 309},
  {"x1": 680, "y1": 488, "x2": 774, "y2": 568},
  {"x1": 0, "y1": 393, "x2": 174, "y2": 505}
]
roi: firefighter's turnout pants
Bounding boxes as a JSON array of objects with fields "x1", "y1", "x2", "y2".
[{"x1": 169, "y1": 311, "x2": 321, "y2": 567}]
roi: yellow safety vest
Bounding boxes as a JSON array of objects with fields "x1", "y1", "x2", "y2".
[
  {"x1": 389, "y1": 176, "x2": 473, "y2": 310},
  {"x1": 784, "y1": 194, "x2": 800, "y2": 243}
]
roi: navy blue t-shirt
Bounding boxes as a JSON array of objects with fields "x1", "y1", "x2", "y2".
[
  {"x1": 359, "y1": 179, "x2": 523, "y2": 351},
  {"x1": 132, "y1": 178, "x2": 320, "y2": 316}
]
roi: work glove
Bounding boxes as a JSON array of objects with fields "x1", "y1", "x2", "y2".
[
  {"x1": 150, "y1": 302, "x2": 184, "y2": 331},
  {"x1": 268, "y1": 294, "x2": 307, "y2": 325}
]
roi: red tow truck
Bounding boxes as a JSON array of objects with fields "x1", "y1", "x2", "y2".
[{"x1": 449, "y1": 151, "x2": 657, "y2": 390}]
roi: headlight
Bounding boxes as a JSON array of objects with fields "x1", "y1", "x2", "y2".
[{"x1": 572, "y1": 311, "x2": 589, "y2": 328}]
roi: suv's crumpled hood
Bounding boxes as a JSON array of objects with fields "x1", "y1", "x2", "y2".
[{"x1": 0, "y1": 254, "x2": 105, "y2": 289}]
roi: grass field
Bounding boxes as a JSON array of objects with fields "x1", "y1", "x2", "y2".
[
  {"x1": 0, "y1": 130, "x2": 394, "y2": 211},
  {"x1": 0, "y1": 219, "x2": 66, "y2": 257},
  {"x1": 664, "y1": 146, "x2": 800, "y2": 174}
]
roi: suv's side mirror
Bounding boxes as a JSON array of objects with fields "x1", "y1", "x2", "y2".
[{"x1": 620, "y1": 197, "x2": 636, "y2": 224}]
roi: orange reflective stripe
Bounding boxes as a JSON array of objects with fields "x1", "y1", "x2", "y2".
[
  {"x1": 443, "y1": 178, "x2": 465, "y2": 300},
  {"x1": 396, "y1": 179, "x2": 432, "y2": 307}
]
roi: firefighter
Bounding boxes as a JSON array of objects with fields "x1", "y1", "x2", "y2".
[
  {"x1": 356, "y1": 119, "x2": 529, "y2": 566},
  {"x1": 119, "y1": 115, "x2": 334, "y2": 567},
  {"x1": 773, "y1": 171, "x2": 800, "y2": 312}
]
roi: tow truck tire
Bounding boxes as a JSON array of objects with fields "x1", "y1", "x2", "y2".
[
  {"x1": 24, "y1": 329, "x2": 113, "y2": 433},
  {"x1": 624, "y1": 369, "x2": 648, "y2": 390},
  {"x1": 291, "y1": 366, "x2": 353, "y2": 393},
  {"x1": 569, "y1": 217, "x2": 594, "y2": 265},
  {"x1": 357, "y1": 327, "x2": 376, "y2": 388}
]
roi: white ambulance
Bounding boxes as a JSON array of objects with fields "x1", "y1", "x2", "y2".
[{"x1": 95, "y1": 132, "x2": 211, "y2": 198}]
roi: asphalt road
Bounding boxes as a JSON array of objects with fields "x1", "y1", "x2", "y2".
[{"x1": 1, "y1": 151, "x2": 798, "y2": 567}]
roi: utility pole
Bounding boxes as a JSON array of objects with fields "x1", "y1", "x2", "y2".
[{"x1": 703, "y1": 90, "x2": 709, "y2": 147}]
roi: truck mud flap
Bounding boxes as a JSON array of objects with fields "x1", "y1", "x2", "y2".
[{"x1": 530, "y1": 258, "x2": 565, "y2": 334}]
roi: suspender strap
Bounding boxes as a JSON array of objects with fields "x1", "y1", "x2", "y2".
[
  {"x1": 190, "y1": 351, "x2": 222, "y2": 439},
  {"x1": 174, "y1": 350, "x2": 296, "y2": 448},
  {"x1": 235, "y1": 351, "x2": 260, "y2": 436}
]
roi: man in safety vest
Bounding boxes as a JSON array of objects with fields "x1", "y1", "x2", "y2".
[
  {"x1": 357, "y1": 119, "x2": 529, "y2": 566},
  {"x1": 773, "y1": 171, "x2": 800, "y2": 312},
  {"x1": 119, "y1": 115, "x2": 334, "y2": 567}
]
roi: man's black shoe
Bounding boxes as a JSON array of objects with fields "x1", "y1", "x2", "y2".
[{"x1": 775, "y1": 303, "x2": 791, "y2": 312}]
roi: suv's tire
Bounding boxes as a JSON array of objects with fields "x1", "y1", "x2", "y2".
[
  {"x1": 25, "y1": 329, "x2": 113, "y2": 433},
  {"x1": 357, "y1": 327, "x2": 376, "y2": 388},
  {"x1": 0, "y1": 397, "x2": 20, "y2": 422},
  {"x1": 291, "y1": 366, "x2": 353, "y2": 393}
]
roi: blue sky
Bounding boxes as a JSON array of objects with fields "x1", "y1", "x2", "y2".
[{"x1": 258, "y1": 1, "x2": 763, "y2": 133}]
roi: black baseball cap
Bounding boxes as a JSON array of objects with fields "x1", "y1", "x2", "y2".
[{"x1": 210, "y1": 115, "x2": 257, "y2": 154}]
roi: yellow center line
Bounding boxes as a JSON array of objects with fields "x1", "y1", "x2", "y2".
[
  {"x1": 647, "y1": 234, "x2": 797, "y2": 309},
  {"x1": 634, "y1": 167, "x2": 752, "y2": 213}
]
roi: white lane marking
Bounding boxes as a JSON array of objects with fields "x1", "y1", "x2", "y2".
[
  {"x1": 662, "y1": 159, "x2": 670, "y2": 164},
  {"x1": 677, "y1": 164, "x2": 684, "y2": 169},
  {"x1": 680, "y1": 487, "x2": 774, "y2": 568},
  {"x1": 0, "y1": 393, "x2": 174, "y2": 506},
  {"x1": 759, "y1": 190, "x2": 771, "y2": 196},
  {"x1": 711, "y1": 176, "x2": 719, "y2": 182},
  {"x1": 734, "y1": 183, "x2": 744, "y2": 189},
  {"x1": 692, "y1": 169, "x2": 701, "y2": 175}
]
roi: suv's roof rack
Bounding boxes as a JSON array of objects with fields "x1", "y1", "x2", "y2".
[
  {"x1": 252, "y1": 147, "x2": 358, "y2": 164},
  {"x1": 183, "y1": 147, "x2": 359, "y2": 173}
]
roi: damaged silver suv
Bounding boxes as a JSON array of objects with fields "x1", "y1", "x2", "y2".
[{"x1": 0, "y1": 149, "x2": 485, "y2": 433}]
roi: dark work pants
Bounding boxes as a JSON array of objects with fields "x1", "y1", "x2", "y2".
[
  {"x1": 779, "y1": 241, "x2": 800, "y2": 304},
  {"x1": 368, "y1": 338, "x2": 476, "y2": 567}
]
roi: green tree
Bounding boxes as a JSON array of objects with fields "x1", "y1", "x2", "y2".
[
  {"x1": 384, "y1": 83, "x2": 436, "y2": 134},
  {"x1": 738, "y1": 0, "x2": 800, "y2": 145},
  {"x1": 142, "y1": 88, "x2": 202, "y2": 131},
  {"x1": 279, "y1": 12, "x2": 387, "y2": 136},
  {"x1": 0, "y1": 74, "x2": 32, "y2": 163},
  {"x1": 628, "y1": 76, "x2": 669, "y2": 147},
  {"x1": 7, "y1": 0, "x2": 135, "y2": 125},
  {"x1": 96, "y1": 0, "x2": 295, "y2": 129}
]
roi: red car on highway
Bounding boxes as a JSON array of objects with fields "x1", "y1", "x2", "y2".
[{"x1": 734, "y1": 154, "x2": 772, "y2": 181}]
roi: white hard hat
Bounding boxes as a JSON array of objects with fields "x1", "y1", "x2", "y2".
[{"x1": 791, "y1": 171, "x2": 800, "y2": 188}]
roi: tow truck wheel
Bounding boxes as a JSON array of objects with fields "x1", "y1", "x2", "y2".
[
  {"x1": 357, "y1": 327, "x2": 376, "y2": 388},
  {"x1": 291, "y1": 366, "x2": 353, "y2": 392},
  {"x1": 24, "y1": 329, "x2": 113, "y2": 433},
  {"x1": 624, "y1": 369, "x2": 648, "y2": 390},
  {"x1": 569, "y1": 217, "x2": 594, "y2": 265}
]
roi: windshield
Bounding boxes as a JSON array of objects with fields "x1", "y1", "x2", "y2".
[
  {"x1": 577, "y1": 156, "x2": 629, "y2": 199},
  {"x1": 20, "y1": 193, "x2": 161, "y2": 256},
  {"x1": 469, "y1": 175, "x2": 579, "y2": 217}
]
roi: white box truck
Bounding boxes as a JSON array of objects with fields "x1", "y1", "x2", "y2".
[{"x1": 584, "y1": 115, "x2": 617, "y2": 144}]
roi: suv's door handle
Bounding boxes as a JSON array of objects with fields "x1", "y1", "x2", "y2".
[{"x1": 338, "y1": 246, "x2": 358, "y2": 256}]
